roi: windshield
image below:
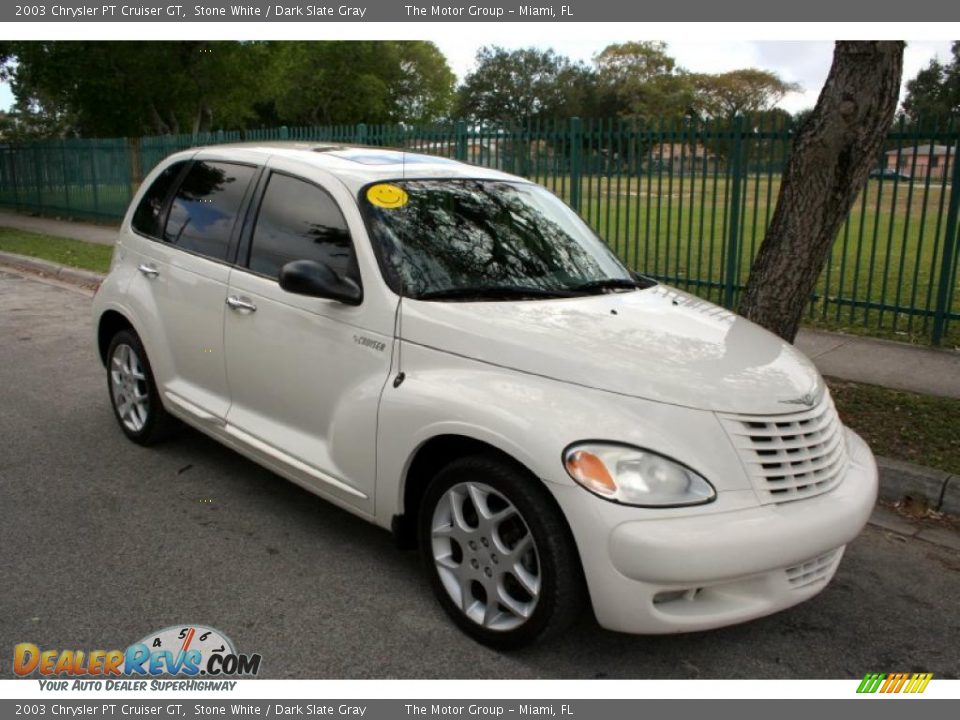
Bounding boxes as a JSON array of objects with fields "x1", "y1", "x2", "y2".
[{"x1": 359, "y1": 179, "x2": 635, "y2": 300}]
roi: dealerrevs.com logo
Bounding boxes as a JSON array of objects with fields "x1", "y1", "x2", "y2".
[{"x1": 13, "y1": 625, "x2": 261, "y2": 690}]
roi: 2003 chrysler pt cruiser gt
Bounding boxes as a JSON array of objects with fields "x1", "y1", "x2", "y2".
[{"x1": 93, "y1": 143, "x2": 878, "y2": 648}]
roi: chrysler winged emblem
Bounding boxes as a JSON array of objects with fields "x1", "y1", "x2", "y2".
[{"x1": 780, "y1": 391, "x2": 818, "y2": 407}]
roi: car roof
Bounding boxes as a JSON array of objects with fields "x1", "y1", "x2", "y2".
[{"x1": 181, "y1": 142, "x2": 526, "y2": 192}]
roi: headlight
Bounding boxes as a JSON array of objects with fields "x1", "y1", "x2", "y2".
[{"x1": 563, "y1": 443, "x2": 716, "y2": 507}]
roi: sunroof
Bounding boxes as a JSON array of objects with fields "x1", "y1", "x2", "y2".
[{"x1": 326, "y1": 149, "x2": 457, "y2": 166}]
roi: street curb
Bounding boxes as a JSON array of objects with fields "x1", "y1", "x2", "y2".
[
  {"x1": 1, "y1": 252, "x2": 958, "y2": 517},
  {"x1": 876, "y1": 456, "x2": 959, "y2": 515},
  {"x1": 0, "y1": 250, "x2": 105, "y2": 286}
]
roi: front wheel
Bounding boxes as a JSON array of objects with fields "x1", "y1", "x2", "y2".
[{"x1": 419, "y1": 455, "x2": 586, "y2": 649}]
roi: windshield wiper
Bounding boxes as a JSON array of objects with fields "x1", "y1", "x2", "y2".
[
  {"x1": 569, "y1": 277, "x2": 644, "y2": 294},
  {"x1": 415, "y1": 285, "x2": 580, "y2": 301}
]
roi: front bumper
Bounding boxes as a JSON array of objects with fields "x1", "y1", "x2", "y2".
[{"x1": 550, "y1": 428, "x2": 878, "y2": 634}]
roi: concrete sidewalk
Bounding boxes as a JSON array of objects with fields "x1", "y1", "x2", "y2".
[
  {"x1": 796, "y1": 329, "x2": 960, "y2": 400},
  {"x1": 2, "y1": 209, "x2": 958, "y2": 400},
  {"x1": 0, "y1": 209, "x2": 118, "y2": 246}
]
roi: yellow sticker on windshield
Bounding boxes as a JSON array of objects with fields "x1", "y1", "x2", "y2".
[{"x1": 367, "y1": 183, "x2": 409, "y2": 209}]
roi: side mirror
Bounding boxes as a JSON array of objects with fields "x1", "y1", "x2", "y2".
[{"x1": 278, "y1": 260, "x2": 362, "y2": 306}]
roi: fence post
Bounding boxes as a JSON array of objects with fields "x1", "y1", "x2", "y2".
[
  {"x1": 356, "y1": 123, "x2": 367, "y2": 146},
  {"x1": 9, "y1": 146, "x2": 22, "y2": 212},
  {"x1": 723, "y1": 116, "x2": 746, "y2": 309},
  {"x1": 120, "y1": 138, "x2": 133, "y2": 211},
  {"x1": 569, "y1": 117, "x2": 582, "y2": 214},
  {"x1": 32, "y1": 144, "x2": 43, "y2": 214},
  {"x1": 60, "y1": 140, "x2": 70, "y2": 213},
  {"x1": 455, "y1": 120, "x2": 468, "y2": 161},
  {"x1": 932, "y1": 139, "x2": 960, "y2": 345},
  {"x1": 90, "y1": 141, "x2": 100, "y2": 222}
]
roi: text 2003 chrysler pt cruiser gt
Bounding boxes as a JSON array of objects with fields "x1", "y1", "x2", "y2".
[{"x1": 93, "y1": 144, "x2": 878, "y2": 648}]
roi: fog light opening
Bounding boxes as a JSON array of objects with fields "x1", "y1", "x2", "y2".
[{"x1": 653, "y1": 587, "x2": 703, "y2": 605}]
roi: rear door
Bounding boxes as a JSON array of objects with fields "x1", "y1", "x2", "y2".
[
  {"x1": 222, "y1": 165, "x2": 393, "y2": 512},
  {"x1": 129, "y1": 158, "x2": 258, "y2": 421}
]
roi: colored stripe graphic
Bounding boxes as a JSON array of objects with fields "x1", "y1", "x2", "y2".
[{"x1": 857, "y1": 672, "x2": 932, "y2": 693}]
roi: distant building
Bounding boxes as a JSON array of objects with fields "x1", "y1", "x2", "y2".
[
  {"x1": 649, "y1": 143, "x2": 717, "y2": 173},
  {"x1": 885, "y1": 144, "x2": 953, "y2": 180},
  {"x1": 407, "y1": 137, "x2": 504, "y2": 168}
]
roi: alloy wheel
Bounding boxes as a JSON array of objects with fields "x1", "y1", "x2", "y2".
[
  {"x1": 430, "y1": 481, "x2": 541, "y2": 631},
  {"x1": 110, "y1": 343, "x2": 150, "y2": 433}
]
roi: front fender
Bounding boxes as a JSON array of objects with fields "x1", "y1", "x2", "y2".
[{"x1": 374, "y1": 342, "x2": 753, "y2": 528}]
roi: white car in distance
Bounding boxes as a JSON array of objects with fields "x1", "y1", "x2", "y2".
[{"x1": 93, "y1": 144, "x2": 879, "y2": 648}]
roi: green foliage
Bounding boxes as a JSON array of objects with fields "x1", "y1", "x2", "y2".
[
  {"x1": 699, "y1": 108, "x2": 795, "y2": 161},
  {"x1": 691, "y1": 69, "x2": 801, "y2": 118},
  {"x1": 390, "y1": 41, "x2": 458, "y2": 124},
  {"x1": 3, "y1": 39, "x2": 809, "y2": 139},
  {"x1": 0, "y1": 41, "x2": 12, "y2": 81},
  {"x1": 456, "y1": 42, "x2": 801, "y2": 129},
  {"x1": 455, "y1": 46, "x2": 593, "y2": 124},
  {"x1": 0, "y1": 108, "x2": 72, "y2": 141},
  {"x1": 3, "y1": 41, "x2": 455, "y2": 137},
  {"x1": 267, "y1": 41, "x2": 454, "y2": 126},
  {"x1": 593, "y1": 41, "x2": 694, "y2": 122},
  {"x1": 6, "y1": 41, "x2": 262, "y2": 136},
  {"x1": 901, "y1": 41, "x2": 960, "y2": 121}
]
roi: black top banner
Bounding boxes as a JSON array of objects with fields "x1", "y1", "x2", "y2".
[{"x1": 3, "y1": 0, "x2": 959, "y2": 22}]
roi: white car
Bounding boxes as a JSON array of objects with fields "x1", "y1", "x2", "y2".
[{"x1": 93, "y1": 144, "x2": 878, "y2": 648}]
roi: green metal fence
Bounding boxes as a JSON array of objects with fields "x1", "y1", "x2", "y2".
[{"x1": 1, "y1": 117, "x2": 958, "y2": 346}]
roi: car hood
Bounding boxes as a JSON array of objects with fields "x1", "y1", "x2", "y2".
[{"x1": 402, "y1": 285, "x2": 823, "y2": 414}]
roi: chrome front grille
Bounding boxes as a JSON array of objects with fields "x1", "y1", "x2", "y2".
[
  {"x1": 720, "y1": 391, "x2": 848, "y2": 504},
  {"x1": 785, "y1": 549, "x2": 842, "y2": 588}
]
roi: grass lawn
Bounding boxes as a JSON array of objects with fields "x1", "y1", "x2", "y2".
[
  {"x1": 0, "y1": 227, "x2": 113, "y2": 274},
  {"x1": 829, "y1": 379, "x2": 960, "y2": 476}
]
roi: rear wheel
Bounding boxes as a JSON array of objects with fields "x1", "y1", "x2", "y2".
[
  {"x1": 106, "y1": 330, "x2": 175, "y2": 445},
  {"x1": 419, "y1": 454, "x2": 585, "y2": 649}
]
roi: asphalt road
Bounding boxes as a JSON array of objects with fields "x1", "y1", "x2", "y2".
[{"x1": 1, "y1": 269, "x2": 958, "y2": 679}]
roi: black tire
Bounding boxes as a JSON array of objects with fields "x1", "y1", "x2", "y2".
[
  {"x1": 106, "y1": 329, "x2": 177, "y2": 445},
  {"x1": 418, "y1": 454, "x2": 586, "y2": 649}
]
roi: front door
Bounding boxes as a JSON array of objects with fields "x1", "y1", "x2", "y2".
[{"x1": 222, "y1": 169, "x2": 392, "y2": 512}]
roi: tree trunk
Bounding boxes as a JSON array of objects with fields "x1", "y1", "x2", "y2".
[
  {"x1": 737, "y1": 41, "x2": 904, "y2": 342},
  {"x1": 192, "y1": 100, "x2": 213, "y2": 135},
  {"x1": 147, "y1": 102, "x2": 170, "y2": 136}
]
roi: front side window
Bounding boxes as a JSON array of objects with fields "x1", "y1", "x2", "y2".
[
  {"x1": 131, "y1": 161, "x2": 186, "y2": 238},
  {"x1": 248, "y1": 172, "x2": 359, "y2": 283},
  {"x1": 359, "y1": 179, "x2": 634, "y2": 299},
  {"x1": 163, "y1": 161, "x2": 256, "y2": 261}
]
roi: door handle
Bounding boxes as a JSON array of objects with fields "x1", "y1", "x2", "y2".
[
  {"x1": 137, "y1": 263, "x2": 159, "y2": 278},
  {"x1": 226, "y1": 295, "x2": 257, "y2": 312}
]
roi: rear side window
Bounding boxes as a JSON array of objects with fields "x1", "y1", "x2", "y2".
[
  {"x1": 163, "y1": 161, "x2": 256, "y2": 261},
  {"x1": 131, "y1": 161, "x2": 186, "y2": 238},
  {"x1": 248, "y1": 173, "x2": 359, "y2": 282}
]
